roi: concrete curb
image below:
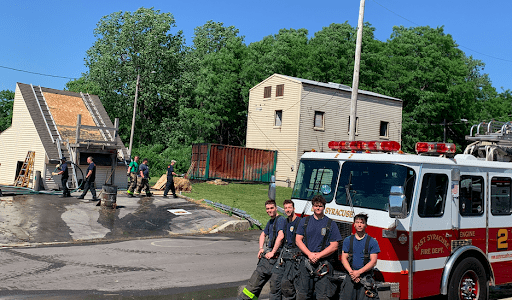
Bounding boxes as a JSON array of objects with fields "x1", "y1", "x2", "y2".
[{"x1": 210, "y1": 220, "x2": 251, "y2": 233}]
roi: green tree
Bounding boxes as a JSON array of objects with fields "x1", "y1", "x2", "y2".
[
  {"x1": 376, "y1": 26, "x2": 489, "y2": 152},
  {"x1": 84, "y1": 7, "x2": 185, "y2": 148},
  {"x1": 0, "y1": 89, "x2": 14, "y2": 132},
  {"x1": 167, "y1": 21, "x2": 248, "y2": 146},
  {"x1": 65, "y1": 76, "x2": 102, "y2": 96}
]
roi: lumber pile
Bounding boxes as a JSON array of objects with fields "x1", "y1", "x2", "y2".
[
  {"x1": 152, "y1": 175, "x2": 192, "y2": 192},
  {"x1": 206, "y1": 179, "x2": 228, "y2": 185}
]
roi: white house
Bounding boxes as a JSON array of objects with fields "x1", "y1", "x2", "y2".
[{"x1": 246, "y1": 74, "x2": 403, "y2": 186}]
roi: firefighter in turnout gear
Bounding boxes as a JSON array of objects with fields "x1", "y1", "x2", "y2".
[
  {"x1": 340, "y1": 213, "x2": 380, "y2": 300},
  {"x1": 295, "y1": 195, "x2": 342, "y2": 300},
  {"x1": 270, "y1": 199, "x2": 302, "y2": 300},
  {"x1": 239, "y1": 200, "x2": 286, "y2": 300}
]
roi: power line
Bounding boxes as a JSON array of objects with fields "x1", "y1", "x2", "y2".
[
  {"x1": 0, "y1": 64, "x2": 78, "y2": 80},
  {"x1": 370, "y1": 0, "x2": 512, "y2": 63}
]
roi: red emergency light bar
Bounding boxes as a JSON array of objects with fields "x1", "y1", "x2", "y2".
[
  {"x1": 328, "y1": 141, "x2": 401, "y2": 152},
  {"x1": 415, "y1": 142, "x2": 456, "y2": 154}
]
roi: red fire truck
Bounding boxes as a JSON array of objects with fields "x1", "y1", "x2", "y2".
[{"x1": 290, "y1": 121, "x2": 512, "y2": 299}]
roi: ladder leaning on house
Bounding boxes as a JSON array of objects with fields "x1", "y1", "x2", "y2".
[{"x1": 15, "y1": 151, "x2": 35, "y2": 187}]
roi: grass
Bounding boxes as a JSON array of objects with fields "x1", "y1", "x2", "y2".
[{"x1": 187, "y1": 182, "x2": 293, "y2": 227}]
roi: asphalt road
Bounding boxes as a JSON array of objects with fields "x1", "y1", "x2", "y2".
[{"x1": 0, "y1": 231, "x2": 262, "y2": 299}]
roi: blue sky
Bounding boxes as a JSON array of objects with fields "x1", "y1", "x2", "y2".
[{"x1": 1, "y1": 0, "x2": 510, "y2": 93}]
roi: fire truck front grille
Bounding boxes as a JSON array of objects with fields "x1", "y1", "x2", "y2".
[{"x1": 335, "y1": 221, "x2": 353, "y2": 240}]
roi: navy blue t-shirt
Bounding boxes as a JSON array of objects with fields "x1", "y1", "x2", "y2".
[
  {"x1": 167, "y1": 165, "x2": 174, "y2": 179},
  {"x1": 60, "y1": 163, "x2": 69, "y2": 179},
  {"x1": 342, "y1": 234, "x2": 380, "y2": 270},
  {"x1": 285, "y1": 217, "x2": 302, "y2": 248},
  {"x1": 263, "y1": 216, "x2": 286, "y2": 248},
  {"x1": 296, "y1": 215, "x2": 342, "y2": 252},
  {"x1": 139, "y1": 164, "x2": 149, "y2": 179},
  {"x1": 86, "y1": 162, "x2": 96, "y2": 182}
]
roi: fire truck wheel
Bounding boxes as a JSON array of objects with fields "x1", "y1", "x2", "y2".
[{"x1": 448, "y1": 257, "x2": 488, "y2": 300}]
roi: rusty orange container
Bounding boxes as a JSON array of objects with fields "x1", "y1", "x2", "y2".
[{"x1": 189, "y1": 144, "x2": 277, "y2": 183}]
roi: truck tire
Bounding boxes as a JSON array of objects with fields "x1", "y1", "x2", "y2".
[{"x1": 448, "y1": 257, "x2": 488, "y2": 300}]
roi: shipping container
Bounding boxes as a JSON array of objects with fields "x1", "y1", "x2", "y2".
[{"x1": 188, "y1": 144, "x2": 277, "y2": 183}]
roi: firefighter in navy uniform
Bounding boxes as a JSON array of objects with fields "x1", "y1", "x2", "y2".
[
  {"x1": 295, "y1": 195, "x2": 342, "y2": 300},
  {"x1": 136, "y1": 158, "x2": 152, "y2": 197},
  {"x1": 340, "y1": 213, "x2": 380, "y2": 300},
  {"x1": 163, "y1": 160, "x2": 178, "y2": 198},
  {"x1": 270, "y1": 199, "x2": 302, "y2": 300},
  {"x1": 239, "y1": 199, "x2": 286, "y2": 300},
  {"x1": 56, "y1": 157, "x2": 70, "y2": 198}
]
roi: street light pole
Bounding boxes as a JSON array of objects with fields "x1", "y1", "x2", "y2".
[{"x1": 128, "y1": 72, "x2": 140, "y2": 159}]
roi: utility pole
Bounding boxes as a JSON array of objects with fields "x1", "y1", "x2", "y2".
[
  {"x1": 128, "y1": 73, "x2": 140, "y2": 159},
  {"x1": 348, "y1": 0, "x2": 366, "y2": 141}
]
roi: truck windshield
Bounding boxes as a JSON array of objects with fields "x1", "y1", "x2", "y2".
[
  {"x1": 292, "y1": 159, "x2": 340, "y2": 202},
  {"x1": 336, "y1": 161, "x2": 416, "y2": 212}
]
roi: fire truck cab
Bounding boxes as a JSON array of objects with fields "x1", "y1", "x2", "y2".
[{"x1": 291, "y1": 121, "x2": 512, "y2": 300}]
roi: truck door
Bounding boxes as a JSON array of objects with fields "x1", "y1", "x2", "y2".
[
  {"x1": 410, "y1": 169, "x2": 452, "y2": 299},
  {"x1": 487, "y1": 173, "x2": 512, "y2": 285},
  {"x1": 458, "y1": 173, "x2": 487, "y2": 253}
]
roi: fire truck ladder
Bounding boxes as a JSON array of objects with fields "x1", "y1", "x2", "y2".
[
  {"x1": 15, "y1": 151, "x2": 35, "y2": 187},
  {"x1": 465, "y1": 121, "x2": 512, "y2": 161}
]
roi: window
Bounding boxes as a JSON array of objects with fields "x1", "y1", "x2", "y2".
[
  {"x1": 460, "y1": 175, "x2": 485, "y2": 216},
  {"x1": 491, "y1": 177, "x2": 511, "y2": 215},
  {"x1": 275, "y1": 110, "x2": 283, "y2": 127},
  {"x1": 347, "y1": 116, "x2": 359, "y2": 135},
  {"x1": 418, "y1": 173, "x2": 449, "y2": 217},
  {"x1": 335, "y1": 162, "x2": 416, "y2": 212},
  {"x1": 314, "y1": 111, "x2": 324, "y2": 129},
  {"x1": 264, "y1": 86, "x2": 272, "y2": 98},
  {"x1": 380, "y1": 121, "x2": 389, "y2": 137},
  {"x1": 292, "y1": 159, "x2": 340, "y2": 203},
  {"x1": 276, "y1": 84, "x2": 284, "y2": 97}
]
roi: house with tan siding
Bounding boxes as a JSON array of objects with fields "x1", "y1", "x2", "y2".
[
  {"x1": 0, "y1": 83, "x2": 129, "y2": 190},
  {"x1": 246, "y1": 74, "x2": 402, "y2": 186}
]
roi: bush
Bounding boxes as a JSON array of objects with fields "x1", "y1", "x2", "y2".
[{"x1": 132, "y1": 144, "x2": 192, "y2": 178}]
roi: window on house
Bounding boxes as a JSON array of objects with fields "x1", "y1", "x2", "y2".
[
  {"x1": 347, "y1": 116, "x2": 359, "y2": 135},
  {"x1": 460, "y1": 175, "x2": 485, "y2": 216},
  {"x1": 491, "y1": 177, "x2": 512, "y2": 216},
  {"x1": 314, "y1": 111, "x2": 324, "y2": 129},
  {"x1": 380, "y1": 121, "x2": 389, "y2": 137},
  {"x1": 264, "y1": 86, "x2": 272, "y2": 98},
  {"x1": 275, "y1": 110, "x2": 283, "y2": 127},
  {"x1": 276, "y1": 84, "x2": 284, "y2": 97}
]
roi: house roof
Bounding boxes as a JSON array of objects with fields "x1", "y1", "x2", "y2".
[
  {"x1": 251, "y1": 74, "x2": 402, "y2": 102},
  {"x1": 17, "y1": 82, "x2": 129, "y2": 161},
  {"x1": 279, "y1": 74, "x2": 402, "y2": 102}
]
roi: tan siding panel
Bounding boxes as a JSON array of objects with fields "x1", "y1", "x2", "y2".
[
  {"x1": 246, "y1": 75, "x2": 302, "y2": 183},
  {"x1": 0, "y1": 85, "x2": 47, "y2": 187}
]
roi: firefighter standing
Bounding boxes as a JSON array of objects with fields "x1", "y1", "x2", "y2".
[
  {"x1": 295, "y1": 195, "x2": 342, "y2": 300},
  {"x1": 270, "y1": 199, "x2": 302, "y2": 300},
  {"x1": 239, "y1": 199, "x2": 286, "y2": 300},
  {"x1": 340, "y1": 213, "x2": 380, "y2": 300},
  {"x1": 56, "y1": 157, "x2": 70, "y2": 198},
  {"x1": 136, "y1": 158, "x2": 152, "y2": 197},
  {"x1": 77, "y1": 156, "x2": 98, "y2": 201},
  {"x1": 163, "y1": 160, "x2": 178, "y2": 198},
  {"x1": 127, "y1": 156, "x2": 139, "y2": 197}
]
